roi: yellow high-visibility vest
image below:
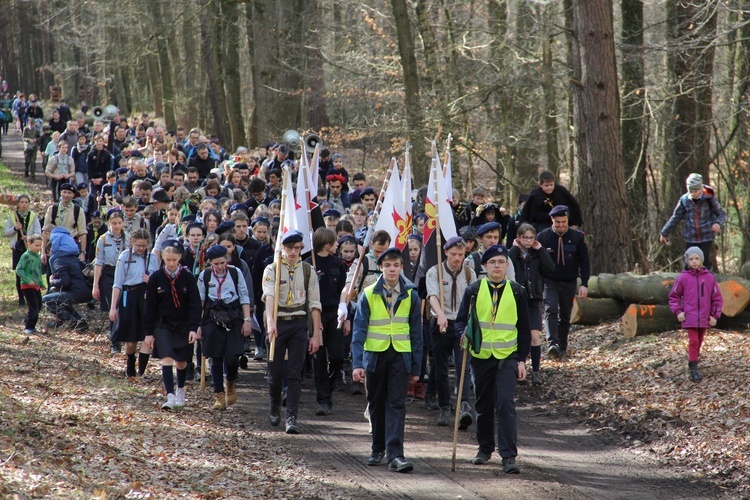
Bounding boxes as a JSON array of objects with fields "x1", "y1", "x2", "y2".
[
  {"x1": 473, "y1": 280, "x2": 518, "y2": 360},
  {"x1": 363, "y1": 285, "x2": 412, "y2": 352}
]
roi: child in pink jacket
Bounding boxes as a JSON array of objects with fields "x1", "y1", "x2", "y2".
[{"x1": 668, "y1": 247, "x2": 723, "y2": 382}]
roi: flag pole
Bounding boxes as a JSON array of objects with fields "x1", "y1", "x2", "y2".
[
  {"x1": 269, "y1": 166, "x2": 290, "y2": 363},
  {"x1": 300, "y1": 144, "x2": 316, "y2": 268},
  {"x1": 337, "y1": 158, "x2": 395, "y2": 328},
  {"x1": 430, "y1": 158, "x2": 446, "y2": 333},
  {"x1": 451, "y1": 344, "x2": 470, "y2": 471}
]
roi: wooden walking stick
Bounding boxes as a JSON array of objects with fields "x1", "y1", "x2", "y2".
[
  {"x1": 269, "y1": 167, "x2": 290, "y2": 362},
  {"x1": 336, "y1": 159, "x2": 396, "y2": 328},
  {"x1": 451, "y1": 334, "x2": 470, "y2": 471},
  {"x1": 200, "y1": 353, "x2": 207, "y2": 390}
]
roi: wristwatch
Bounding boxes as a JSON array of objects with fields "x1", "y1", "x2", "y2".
[{"x1": 243, "y1": 317, "x2": 252, "y2": 322}]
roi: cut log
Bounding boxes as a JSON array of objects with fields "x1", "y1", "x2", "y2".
[
  {"x1": 620, "y1": 304, "x2": 678, "y2": 337},
  {"x1": 621, "y1": 304, "x2": 750, "y2": 338},
  {"x1": 571, "y1": 297, "x2": 628, "y2": 325},
  {"x1": 716, "y1": 277, "x2": 750, "y2": 317},
  {"x1": 587, "y1": 273, "x2": 678, "y2": 304}
]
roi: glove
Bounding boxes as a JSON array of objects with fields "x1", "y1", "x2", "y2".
[{"x1": 337, "y1": 302, "x2": 348, "y2": 323}]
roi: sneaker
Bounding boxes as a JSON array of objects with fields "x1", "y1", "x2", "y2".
[
  {"x1": 316, "y1": 403, "x2": 331, "y2": 416},
  {"x1": 388, "y1": 457, "x2": 414, "y2": 473},
  {"x1": 23, "y1": 328, "x2": 36, "y2": 334},
  {"x1": 472, "y1": 451, "x2": 491, "y2": 465},
  {"x1": 253, "y1": 347, "x2": 266, "y2": 361},
  {"x1": 458, "y1": 401, "x2": 473, "y2": 430},
  {"x1": 269, "y1": 405, "x2": 281, "y2": 427},
  {"x1": 502, "y1": 457, "x2": 520, "y2": 474},
  {"x1": 414, "y1": 382, "x2": 426, "y2": 400},
  {"x1": 285, "y1": 416, "x2": 300, "y2": 434},
  {"x1": 437, "y1": 406, "x2": 451, "y2": 426},
  {"x1": 547, "y1": 344, "x2": 561, "y2": 359},
  {"x1": 161, "y1": 393, "x2": 176, "y2": 411},
  {"x1": 110, "y1": 342, "x2": 122, "y2": 354},
  {"x1": 174, "y1": 387, "x2": 186, "y2": 408},
  {"x1": 424, "y1": 395, "x2": 439, "y2": 410},
  {"x1": 531, "y1": 371, "x2": 543, "y2": 386}
]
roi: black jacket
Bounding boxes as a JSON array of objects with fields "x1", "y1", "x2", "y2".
[
  {"x1": 50, "y1": 255, "x2": 92, "y2": 303},
  {"x1": 143, "y1": 267, "x2": 202, "y2": 335},
  {"x1": 520, "y1": 185, "x2": 583, "y2": 231},
  {"x1": 508, "y1": 245, "x2": 555, "y2": 300},
  {"x1": 87, "y1": 147, "x2": 113, "y2": 181},
  {"x1": 536, "y1": 228, "x2": 590, "y2": 286}
]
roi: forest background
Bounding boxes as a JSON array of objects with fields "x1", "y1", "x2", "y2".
[{"x1": 2, "y1": 0, "x2": 750, "y2": 276}]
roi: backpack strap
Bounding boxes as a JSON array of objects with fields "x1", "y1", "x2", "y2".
[
  {"x1": 228, "y1": 265, "x2": 241, "y2": 300},
  {"x1": 471, "y1": 252, "x2": 482, "y2": 276},
  {"x1": 357, "y1": 255, "x2": 370, "y2": 293},
  {"x1": 464, "y1": 264, "x2": 472, "y2": 284}
]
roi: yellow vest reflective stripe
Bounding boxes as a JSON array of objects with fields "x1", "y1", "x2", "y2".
[
  {"x1": 363, "y1": 285, "x2": 412, "y2": 353},
  {"x1": 473, "y1": 280, "x2": 518, "y2": 359}
]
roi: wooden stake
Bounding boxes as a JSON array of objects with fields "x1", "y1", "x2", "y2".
[
  {"x1": 269, "y1": 167, "x2": 290, "y2": 362},
  {"x1": 451, "y1": 345, "x2": 469, "y2": 472}
]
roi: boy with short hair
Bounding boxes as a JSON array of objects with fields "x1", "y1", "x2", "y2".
[{"x1": 520, "y1": 170, "x2": 583, "y2": 232}]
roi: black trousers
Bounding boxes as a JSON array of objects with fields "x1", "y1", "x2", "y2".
[
  {"x1": 543, "y1": 278, "x2": 577, "y2": 351},
  {"x1": 22, "y1": 288, "x2": 42, "y2": 330},
  {"x1": 366, "y1": 346, "x2": 409, "y2": 463},
  {"x1": 429, "y1": 319, "x2": 470, "y2": 408},
  {"x1": 314, "y1": 310, "x2": 344, "y2": 405},
  {"x1": 471, "y1": 356, "x2": 518, "y2": 458},
  {"x1": 11, "y1": 246, "x2": 25, "y2": 303},
  {"x1": 267, "y1": 318, "x2": 308, "y2": 419}
]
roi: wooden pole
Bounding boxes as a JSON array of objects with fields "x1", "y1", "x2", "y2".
[
  {"x1": 269, "y1": 167, "x2": 290, "y2": 363},
  {"x1": 431, "y1": 159, "x2": 446, "y2": 332},
  {"x1": 337, "y1": 160, "x2": 395, "y2": 328},
  {"x1": 451, "y1": 342, "x2": 470, "y2": 472}
]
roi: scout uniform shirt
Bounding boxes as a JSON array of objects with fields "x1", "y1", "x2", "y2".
[
  {"x1": 426, "y1": 262, "x2": 476, "y2": 320},
  {"x1": 45, "y1": 201, "x2": 87, "y2": 240},
  {"x1": 112, "y1": 248, "x2": 160, "y2": 289},
  {"x1": 95, "y1": 231, "x2": 130, "y2": 267},
  {"x1": 197, "y1": 266, "x2": 251, "y2": 305},
  {"x1": 262, "y1": 259, "x2": 321, "y2": 318},
  {"x1": 344, "y1": 252, "x2": 380, "y2": 298}
]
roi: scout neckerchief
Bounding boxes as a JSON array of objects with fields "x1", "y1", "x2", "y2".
[
  {"x1": 212, "y1": 267, "x2": 228, "y2": 303},
  {"x1": 444, "y1": 261, "x2": 461, "y2": 311},
  {"x1": 165, "y1": 265, "x2": 183, "y2": 308},
  {"x1": 282, "y1": 258, "x2": 300, "y2": 305}
]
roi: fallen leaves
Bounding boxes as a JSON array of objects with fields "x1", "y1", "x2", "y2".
[{"x1": 542, "y1": 324, "x2": 750, "y2": 496}]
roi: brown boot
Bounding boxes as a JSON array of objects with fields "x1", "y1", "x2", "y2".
[
  {"x1": 226, "y1": 380, "x2": 237, "y2": 405},
  {"x1": 213, "y1": 392, "x2": 227, "y2": 411}
]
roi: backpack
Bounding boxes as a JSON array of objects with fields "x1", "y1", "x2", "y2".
[
  {"x1": 357, "y1": 254, "x2": 379, "y2": 292},
  {"x1": 201, "y1": 265, "x2": 243, "y2": 329},
  {"x1": 469, "y1": 251, "x2": 482, "y2": 277},
  {"x1": 49, "y1": 203, "x2": 82, "y2": 231}
]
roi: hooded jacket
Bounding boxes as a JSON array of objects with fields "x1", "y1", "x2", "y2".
[
  {"x1": 660, "y1": 186, "x2": 727, "y2": 244},
  {"x1": 50, "y1": 227, "x2": 80, "y2": 258},
  {"x1": 668, "y1": 268, "x2": 723, "y2": 328}
]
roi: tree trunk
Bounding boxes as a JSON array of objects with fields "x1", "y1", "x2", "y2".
[
  {"x1": 587, "y1": 272, "x2": 678, "y2": 304},
  {"x1": 542, "y1": 26, "x2": 560, "y2": 175},
  {"x1": 717, "y1": 278, "x2": 750, "y2": 317},
  {"x1": 390, "y1": 0, "x2": 427, "y2": 186},
  {"x1": 251, "y1": 0, "x2": 280, "y2": 143},
  {"x1": 573, "y1": 0, "x2": 633, "y2": 273},
  {"x1": 305, "y1": 0, "x2": 330, "y2": 131},
  {"x1": 146, "y1": 54, "x2": 164, "y2": 120},
  {"x1": 620, "y1": 0, "x2": 649, "y2": 269},
  {"x1": 222, "y1": 0, "x2": 247, "y2": 149},
  {"x1": 621, "y1": 304, "x2": 679, "y2": 337},
  {"x1": 664, "y1": 1, "x2": 718, "y2": 209},
  {"x1": 200, "y1": 0, "x2": 228, "y2": 143},
  {"x1": 572, "y1": 297, "x2": 628, "y2": 325},
  {"x1": 154, "y1": 2, "x2": 176, "y2": 130}
]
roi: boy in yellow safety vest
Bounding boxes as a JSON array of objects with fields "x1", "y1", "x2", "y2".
[
  {"x1": 455, "y1": 244, "x2": 531, "y2": 474},
  {"x1": 351, "y1": 247, "x2": 423, "y2": 473}
]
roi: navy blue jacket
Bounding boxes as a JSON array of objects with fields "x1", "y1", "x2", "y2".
[{"x1": 50, "y1": 254, "x2": 92, "y2": 303}]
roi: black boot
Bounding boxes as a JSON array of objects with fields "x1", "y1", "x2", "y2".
[{"x1": 688, "y1": 361, "x2": 702, "y2": 382}]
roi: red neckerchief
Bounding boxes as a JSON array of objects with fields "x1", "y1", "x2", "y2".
[
  {"x1": 212, "y1": 268, "x2": 228, "y2": 302},
  {"x1": 165, "y1": 265, "x2": 183, "y2": 308}
]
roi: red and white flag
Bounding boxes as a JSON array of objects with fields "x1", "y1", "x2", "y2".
[
  {"x1": 295, "y1": 162, "x2": 316, "y2": 252},
  {"x1": 373, "y1": 159, "x2": 410, "y2": 251},
  {"x1": 401, "y1": 150, "x2": 413, "y2": 236},
  {"x1": 277, "y1": 166, "x2": 298, "y2": 252}
]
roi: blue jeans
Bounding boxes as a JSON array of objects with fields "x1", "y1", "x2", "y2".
[{"x1": 43, "y1": 292, "x2": 83, "y2": 322}]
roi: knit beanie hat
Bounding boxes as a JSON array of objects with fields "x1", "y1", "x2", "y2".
[
  {"x1": 686, "y1": 173, "x2": 703, "y2": 190},
  {"x1": 685, "y1": 246, "x2": 704, "y2": 264}
]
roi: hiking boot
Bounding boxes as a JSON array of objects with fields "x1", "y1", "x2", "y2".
[
  {"x1": 285, "y1": 416, "x2": 300, "y2": 434},
  {"x1": 547, "y1": 344, "x2": 561, "y2": 359},
  {"x1": 161, "y1": 393, "x2": 175, "y2": 411},
  {"x1": 269, "y1": 405, "x2": 281, "y2": 426},
  {"x1": 212, "y1": 392, "x2": 227, "y2": 411},
  {"x1": 458, "y1": 401, "x2": 473, "y2": 430},
  {"x1": 226, "y1": 380, "x2": 237, "y2": 406},
  {"x1": 424, "y1": 395, "x2": 439, "y2": 410},
  {"x1": 531, "y1": 371, "x2": 543, "y2": 386},
  {"x1": 316, "y1": 403, "x2": 331, "y2": 416},
  {"x1": 174, "y1": 387, "x2": 186, "y2": 409},
  {"x1": 437, "y1": 406, "x2": 451, "y2": 426},
  {"x1": 502, "y1": 457, "x2": 520, "y2": 474},
  {"x1": 472, "y1": 451, "x2": 491, "y2": 465},
  {"x1": 689, "y1": 361, "x2": 702, "y2": 382}
]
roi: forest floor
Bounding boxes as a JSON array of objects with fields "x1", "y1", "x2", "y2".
[{"x1": 1, "y1": 132, "x2": 748, "y2": 499}]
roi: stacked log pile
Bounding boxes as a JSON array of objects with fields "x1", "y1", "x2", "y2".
[{"x1": 568, "y1": 273, "x2": 750, "y2": 337}]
